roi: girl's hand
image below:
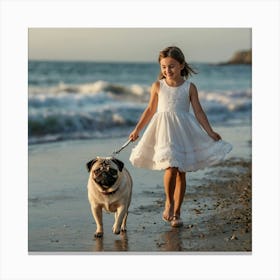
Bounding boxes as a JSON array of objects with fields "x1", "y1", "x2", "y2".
[
  {"x1": 129, "y1": 129, "x2": 139, "y2": 142},
  {"x1": 208, "y1": 131, "x2": 221, "y2": 141}
]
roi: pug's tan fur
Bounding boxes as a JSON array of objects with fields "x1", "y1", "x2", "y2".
[{"x1": 87, "y1": 157, "x2": 132, "y2": 238}]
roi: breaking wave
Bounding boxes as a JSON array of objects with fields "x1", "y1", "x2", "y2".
[{"x1": 28, "y1": 80, "x2": 251, "y2": 144}]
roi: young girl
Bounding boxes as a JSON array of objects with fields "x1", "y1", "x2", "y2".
[{"x1": 129, "y1": 46, "x2": 232, "y2": 227}]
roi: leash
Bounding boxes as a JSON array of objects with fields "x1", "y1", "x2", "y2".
[{"x1": 112, "y1": 138, "x2": 132, "y2": 156}]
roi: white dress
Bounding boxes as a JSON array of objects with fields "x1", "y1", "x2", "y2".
[{"x1": 129, "y1": 79, "x2": 232, "y2": 172}]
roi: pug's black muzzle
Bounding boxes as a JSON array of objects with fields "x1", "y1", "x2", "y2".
[{"x1": 93, "y1": 166, "x2": 118, "y2": 188}]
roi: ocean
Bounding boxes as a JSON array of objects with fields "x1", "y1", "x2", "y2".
[{"x1": 28, "y1": 60, "x2": 252, "y2": 144}]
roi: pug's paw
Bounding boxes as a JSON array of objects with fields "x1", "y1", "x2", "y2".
[
  {"x1": 121, "y1": 226, "x2": 127, "y2": 232},
  {"x1": 112, "y1": 225, "x2": 121, "y2": 235},
  {"x1": 94, "y1": 231, "x2": 104, "y2": 238}
]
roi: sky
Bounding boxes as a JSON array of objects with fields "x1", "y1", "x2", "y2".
[{"x1": 28, "y1": 28, "x2": 251, "y2": 63}]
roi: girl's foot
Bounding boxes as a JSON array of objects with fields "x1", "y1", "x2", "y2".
[
  {"x1": 162, "y1": 204, "x2": 173, "y2": 222},
  {"x1": 162, "y1": 211, "x2": 172, "y2": 222},
  {"x1": 170, "y1": 216, "x2": 183, "y2": 227}
]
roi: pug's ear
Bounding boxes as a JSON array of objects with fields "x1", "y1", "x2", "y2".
[
  {"x1": 112, "y1": 158, "x2": 124, "y2": 172},
  {"x1": 86, "y1": 159, "x2": 97, "y2": 172}
]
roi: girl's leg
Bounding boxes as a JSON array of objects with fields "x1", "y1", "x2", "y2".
[
  {"x1": 163, "y1": 167, "x2": 178, "y2": 221},
  {"x1": 173, "y1": 171, "x2": 186, "y2": 218}
]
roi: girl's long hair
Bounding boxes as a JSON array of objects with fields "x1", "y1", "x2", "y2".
[{"x1": 158, "y1": 46, "x2": 197, "y2": 80}]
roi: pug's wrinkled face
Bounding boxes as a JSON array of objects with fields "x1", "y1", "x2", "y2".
[
  {"x1": 87, "y1": 157, "x2": 124, "y2": 190},
  {"x1": 93, "y1": 159, "x2": 118, "y2": 188}
]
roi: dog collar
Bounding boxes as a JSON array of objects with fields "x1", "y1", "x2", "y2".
[{"x1": 101, "y1": 187, "x2": 119, "y2": 196}]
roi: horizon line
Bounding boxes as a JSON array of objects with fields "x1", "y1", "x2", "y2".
[{"x1": 28, "y1": 58, "x2": 228, "y2": 65}]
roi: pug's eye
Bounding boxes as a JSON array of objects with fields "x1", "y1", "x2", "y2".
[
  {"x1": 94, "y1": 168, "x2": 101, "y2": 175},
  {"x1": 109, "y1": 168, "x2": 118, "y2": 176}
]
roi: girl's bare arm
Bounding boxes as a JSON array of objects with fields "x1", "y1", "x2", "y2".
[
  {"x1": 189, "y1": 83, "x2": 221, "y2": 141},
  {"x1": 129, "y1": 81, "x2": 159, "y2": 141}
]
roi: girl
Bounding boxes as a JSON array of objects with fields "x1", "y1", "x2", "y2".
[{"x1": 129, "y1": 46, "x2": 232, "y2": 227}]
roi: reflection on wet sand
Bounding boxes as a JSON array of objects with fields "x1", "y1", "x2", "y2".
[
  {"x1": 159, "y1": 228, "x2": 183, "y2": 251},
  {"x1": 94, "y1": 232, "x2": 129, "y2": 252}
]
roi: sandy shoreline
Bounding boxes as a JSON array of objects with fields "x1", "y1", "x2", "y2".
[{"x1": 28, "y1": 125, "x2": 251, "y2": 253}]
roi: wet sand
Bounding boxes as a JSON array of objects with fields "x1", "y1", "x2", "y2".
[{"x1": 28, "y1": 125, "x2": 251, "y2": 253}]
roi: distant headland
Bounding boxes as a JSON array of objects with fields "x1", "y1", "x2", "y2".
[{"x1": 219, "y1": 49, "x2": 252, "y2": 65}]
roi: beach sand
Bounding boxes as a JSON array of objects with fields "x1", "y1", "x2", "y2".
[{"x1": 28, "y1": 125, "x2": 251, "y2": 253}]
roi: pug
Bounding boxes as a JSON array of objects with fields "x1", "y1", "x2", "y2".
[{"x1": 86, "y1": 157, "x2": 132, "y2": 238}]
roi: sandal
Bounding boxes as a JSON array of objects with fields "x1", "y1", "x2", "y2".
[{"x1": 170, "y1": 216, "x2": 183, "y2": 227}]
